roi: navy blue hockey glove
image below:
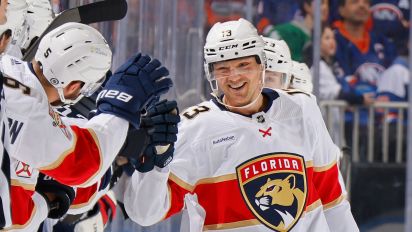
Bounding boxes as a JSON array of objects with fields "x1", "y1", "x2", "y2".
[
  {"x1": 36, "y1": 173, "x2": 75, "y2": 219},
  {"x1": 96, "y1": 53, "x2": 172, "y2": 128},
  {"x1": 135, "y1": 100, "x2": 180, "y2": 172}
]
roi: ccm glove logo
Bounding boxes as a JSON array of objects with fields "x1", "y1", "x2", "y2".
[{"x1": 97, "y1": 90, "x2": 133, "y2": 102}]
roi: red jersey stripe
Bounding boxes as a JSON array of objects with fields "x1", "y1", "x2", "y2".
[
  {"x1": 166, "y1": 168, "x2": 321, "y2": 226},
  {"x1": 40, "y1": 126, "x2": 102, "y2": 186},
  {"x1": 313, "y1": 163, "x2": 342, "y2": 205},
  {"x1": 10, "y1": 185, "x2": 35, "y2": 226},
  {"x1": 71, "y1": 182, "x2": 98, "y2": 209},
  {"x1": 165, "y1": 177, "x2": 190, "y2": 219}
]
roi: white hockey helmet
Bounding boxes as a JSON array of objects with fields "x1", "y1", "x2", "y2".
[
  {"x1": 263, "y1": 37, "x2": 291, "y2": 73},
  {"x1": 289, "y1": 61, "x2": 313, "y2": 93},
  {"x1": 262, "y1": 36, "x2": 292, "y2": 89},
  {"x1": 204, "y1": 18, "x2": 265, "y2": 67},
  {"x1": 21, "y1": 0, "x2": 54, "y2": 50},
  {"x1": 35, "y1": 22, "x2": 112, "y2": 104},
  {"x1": 203, "y1": 18, "x2": 266, "y2": 102}
]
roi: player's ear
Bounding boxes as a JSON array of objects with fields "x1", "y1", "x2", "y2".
[{"x1": 65, "y1": 81, "x2": 83, "y2": 96}]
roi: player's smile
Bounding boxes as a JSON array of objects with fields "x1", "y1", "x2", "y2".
[{"x1": 228, "y1": 80, "x2": 247, "y2": 93}]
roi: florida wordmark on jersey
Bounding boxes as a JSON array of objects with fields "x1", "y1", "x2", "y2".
[{"x1": 124, "y1": 89, "x2": 358, "y2": 232}]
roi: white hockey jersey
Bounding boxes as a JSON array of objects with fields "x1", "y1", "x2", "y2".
[
  {"x1": 0, "y1": 55, "x2": 128, "y2": 230},
  {"x1": 124, "y1": 89, "x2": 359, "y2": 232}
]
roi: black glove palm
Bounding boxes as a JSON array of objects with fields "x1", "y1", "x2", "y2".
[
  {"x1": 135, "y1": 99, "x2": 180, "y2": 172},
  {"x1": 36, "y1": 173, "x2": 75, "y2": 219}
]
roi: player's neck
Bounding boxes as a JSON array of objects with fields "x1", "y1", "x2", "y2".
[
  {"x1": 226, "y1": 94, "x2": 267, "y2": 116},
  {"x1": 32, "y1": 60, "x2": 60, "y2": 105}
]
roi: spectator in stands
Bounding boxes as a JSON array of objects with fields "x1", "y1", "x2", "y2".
[
  {"x1": 374, "y1": 39, "x2": 408, "y2": 162},
  {"x1": 370, "y1": 0, "x2": 409, "y2": 52},
  {"x1": 306, "y1": 24, "x2": 375, "y2": 105},
  {"x1": 304, "y1": 24, "x2": 374, "y2": 146},
  {"x1": 333, "y1": 0, "x2": 396, "y2": 98},
  {"x1": 265, "y1": 0, "x2": 329, "y2": 62},
  {"x1": 333, "y1": 0, "x2": 399, "y2": 161},
  {"x1": 377, "y1": 39, "x2": 409, "y2": 104}
]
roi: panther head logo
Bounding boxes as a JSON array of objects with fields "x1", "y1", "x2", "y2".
[
  {"x1": 254, "y1": 174, "x2": 305, "y2": 230},
  {"x1": 236, "y1": 153, "x2": 307, "y2": 231}
]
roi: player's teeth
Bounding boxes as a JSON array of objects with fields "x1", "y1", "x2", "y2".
[{"x1": 231, "y1": 83, "x2": 244, "y2": 88}]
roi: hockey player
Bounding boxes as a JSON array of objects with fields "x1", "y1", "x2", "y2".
[
  {"x1": 0, "y1": 22, "x2": 174, "y2": 230},
  {"x1": 10, "y1": 83, "x2": 179, "y2": 231},
  {"x1": 263, "y1": 37, "x2": 313, "y2": 93},
  {"x1": 262, "y1": 37, "x2": 292, "y2": 90},
  {"x1": 123, "y1": 18, "x2": 358, "y2": 231}
]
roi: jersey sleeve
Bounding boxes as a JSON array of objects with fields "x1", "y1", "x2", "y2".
[
  {"x1": 9, "y1": 158, "x2": 49, "y2": 231},
  {"x1": 3, "y1": 75, "x2": 129, "y2": 187},
  {"x1": 123, "y1": 117, "x2": 198, "y2": 226},
  {"x1": 305, "y1": 97, "x2": 359, "y2": 231},
  {"x1": 68, "y1": 167, "x2": 113, "y2": 215}
]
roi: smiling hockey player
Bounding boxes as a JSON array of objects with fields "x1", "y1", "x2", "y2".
[{"x1": 123, "y1": 18, "x2": 358, "y2": 231}]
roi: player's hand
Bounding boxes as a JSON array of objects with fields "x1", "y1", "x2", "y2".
[
  {"x1": 135, "y1": 99, "x2": 180, "y2": 172},
  {"x1": 96, "y1": 53, "x2": 173, "y2": 128},
  {"x1": 36, "y1": 173, "x2": 75, "y2": 219}
]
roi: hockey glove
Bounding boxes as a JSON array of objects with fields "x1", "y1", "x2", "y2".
[
  {"x1": 96, "y1": 53, "x2": 172, "y2": 128},
  {"x1": 53, "y1": 192, "x2": 117, "y2": 232},
  {"x1": 135, "y1": 99, "x2": 180, "y2": 172},
  {"x1": 36, "y1": 173, "x2": 76, "y2": 219}
]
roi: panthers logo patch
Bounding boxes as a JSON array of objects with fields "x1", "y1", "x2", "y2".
[
  {"x1": 48, "y1": 106, "x2": 72, "y2": 140},
  {"x1": 236, "y1": 153, "x2": 307, "y2": 231}
]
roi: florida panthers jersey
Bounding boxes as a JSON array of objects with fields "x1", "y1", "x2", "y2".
[
  {"x1": 123, "y1": 89, "x2": 358, "y2": 232},
  {"x1": 0, "y1": 54, "x2": 127, "y2": 230},
  {"x1": 0, "y1": 54, "x2": 128, "y2": 187},
  {"x1": 8, "y1": 102, "x2": 116, "y2": 231}
]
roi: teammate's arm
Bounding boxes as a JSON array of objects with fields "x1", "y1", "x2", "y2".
[
  {"x1": 4, "y1": 54, "x2": 172, "y2": 187},
  {"x1": 308, "y1": 100, "x2": 359, "y2": 231}
]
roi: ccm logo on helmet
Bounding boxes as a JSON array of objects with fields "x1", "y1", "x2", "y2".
[
  {"x1": 97, "y1": 90, "x2": 133, "y2": 102},
  {"x1": 219, "y1": 44, "x2": 238, "y2": 51}
]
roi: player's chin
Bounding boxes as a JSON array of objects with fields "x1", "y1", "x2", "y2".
[{"x1": 226, "y1": 97, "x2": 250, "y2": 108}]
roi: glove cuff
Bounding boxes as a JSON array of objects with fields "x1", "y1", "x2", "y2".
[{"x1": 97, "y1": 102, "x2": 141, "y2": 128}]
